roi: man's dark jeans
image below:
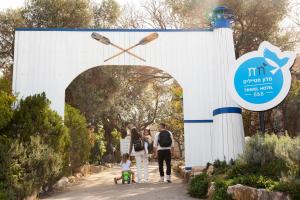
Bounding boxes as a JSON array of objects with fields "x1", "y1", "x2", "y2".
[{"x1": 158, "y1": 149, "x2": 171, "y2": 177}]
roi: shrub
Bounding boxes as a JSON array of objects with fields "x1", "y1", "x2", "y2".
[
  {"x1": 0, "y1": 76, "x2": 11, "y2": 94},
  {"x1": 0, "y1": 135, "x2": 64, "y2": 199},
  {"x1": 0, "y1": 93, "x2": 70, "y2": 198},
  {"x1": 188, "y1": 173, "x2": 209, "y2": 198},
  {"x1": 239, "y1": 133, "x2": 299, "y2": 179},
  {"x1": 0, "y1": 91, "x2": 15, "y2": 129},
  {"x1": 90, "y1": 129, "x2": 106, "y2": 164},
  {"x1": 212, "y1": 180, "x2": 232, "y2": 200},
  {"x1": 213, "y1": 160, "x2": 229, "y2": 174},
  {"x1": 65, "y1": 104, "x2": 91, "y2": 170},
  {"x1": 274, "y1": 181, "x2": 300, "y2": 200}
]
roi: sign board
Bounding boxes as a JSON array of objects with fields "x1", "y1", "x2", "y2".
[
  {"x1": 229, "y1": 41, "x2": 296, "y2": 111},
  {"x1": 120, "y1": 136, "x2": 131, "y2": 155}
]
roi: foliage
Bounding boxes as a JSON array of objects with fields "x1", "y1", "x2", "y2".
[
  {"x1": 164, "y1": 85, "x2": 184, "y2": 157},
  {"x1": 239, "y1": 133, "x2": 300, "y2": 179},
  {"x1": 66, "y1": 66, "x2": 175, "y2": 154},
  {"x1": 0, "y1": 91, "x2": 15, "y2": 129},
  {"x1": 64, "y1": 104, "x2": 91, "y2": 170},
  {"x1": 9, "y1": 93, "x2": 70, "y2": 152},
  {"x1": 212, "y1": 180, "x2": 232, "y2": 200},
  {"x1": 188, "y1": 134, "x2": 300, "y2": 199},
  {"x1": 0, "y1": 77, "x2": 11, "y2": 94},
  {"x1": 0, "y1": 8, "x2": 26, "y2": 78},
  {"x1": 188, "y1": 173, "x2": 209, "y2": 198},
  {"x1": 283, "y1": 80, "x2": 300, "y2": 137},
  {"x1": 274, "y1": 181, "x2": 300, "y2": 200},
  {"x1": 90, "y1": 128, "x2": 107, "y2": 165},
  {"x1": 0, "y1": 135, "x2": 64, "y2": 199},
  {"x1": 92, "y1": 0, "x2": 120, "y2": 28},
  {"x1": 0, "y1": 93, "x2": 70, "y2": 198},
  {"x1": 23, "y1": 0, "x2": 92, "y2": 28}
]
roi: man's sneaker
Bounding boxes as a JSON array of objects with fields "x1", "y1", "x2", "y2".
[
  {"x1": 159, "y1": 176, "x2": 164, "y2": 182},
  {"x1": 166, "y1": 175, "x2": 171, "y2": 183}
]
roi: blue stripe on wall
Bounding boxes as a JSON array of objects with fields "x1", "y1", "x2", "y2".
[
  {"x1": 185, "y1": 167, "x2": 192, "y2": 170},
  {"x1": 184, "y1": 120, "x2": 213, "y2": 123},
  {"x1": 213, "y1": 107, "x2": 242, "y2": 116},
  {"x1": 15, "y1": 28, "x2": 214, "y2": 32}
]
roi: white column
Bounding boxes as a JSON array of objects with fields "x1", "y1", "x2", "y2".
[{"x1": 211, "y1": 27, "x2": 245, "y2": 163}]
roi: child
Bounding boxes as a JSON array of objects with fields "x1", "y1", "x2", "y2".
[
  {"x1": 114, "y1": 153, "x2": 135, "y2": 184},
  {"x1": 143, "y1": 128, "x2": 153, "y2": 155}
]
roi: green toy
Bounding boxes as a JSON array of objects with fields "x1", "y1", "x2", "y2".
[{"x1": 122, "y1": 171, "x2": 131, "y2": 184}]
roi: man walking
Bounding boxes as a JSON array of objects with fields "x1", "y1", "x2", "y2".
[{"x1": 154, "y1": 123, "x2": 174, "y2": 183}]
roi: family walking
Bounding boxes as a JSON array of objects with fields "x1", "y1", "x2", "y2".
[{"x1": 114, "y1": 123, "x2": 175, "y2": 184}]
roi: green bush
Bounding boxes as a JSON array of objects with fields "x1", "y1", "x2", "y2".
[
  {"x1": 212, "y1": 180, "x2": 232, "y2": 200},
  {"x1": 274, "y1": 181, "x2": 300, "y2": 200},
  {"x1": 90, "y1": 128, "x2": 106, "y2": 164},
  {"x1": 0, "y1": 93, "x2": 70, "y2": 199},
  {"x1": 239, "y1": 133, "x2": 300, "y2": 179},
  {"x1": 212, "y1": 160, "x2": 230, "y2": 175},
  {"x1": 0, "y1": 91, "x2": 15, "y2": 129},
  {"x1": 65, "y1": 104, "x2": 91, "y2": 171},
  {"x1": 188, "y1": 173, "x2": 209, "y2": 198},
  {"x1": 0, "y1": 135, "x2": 65, "y2": 199},
  {"x1": 0, "y1": 76, "x2": 11, "y2": 94}
]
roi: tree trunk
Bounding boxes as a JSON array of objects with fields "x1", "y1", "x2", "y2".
[{"x1": 103, "y1": 123, "x2": 113, "y2": 155}]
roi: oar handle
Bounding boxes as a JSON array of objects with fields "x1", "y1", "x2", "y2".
[{"x1": 105, "y1": 44, "x2": 145, "y2": 62}]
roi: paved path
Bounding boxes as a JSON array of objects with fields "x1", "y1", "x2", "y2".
[{"x1": 42, "y1": 163, "x2": 196, "y2": 200}]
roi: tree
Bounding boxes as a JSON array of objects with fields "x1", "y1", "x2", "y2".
[
  {"x1": 166, "y1": 0, "x2": 294, "y2": 56},
  {"x1": 0, "y1": 93, "x2": 71, "y2": 198},
  {"x1": 64, "y1": 104, "x2": 92, "y2": 170},
  {"x1": 65, "y1": 66, "x2": 176, "y2": 155},
  {"x1": 165, "y1": 84, "x2": 184, "y2": 157},
  {"x1": 23, "y1": 0, "x2": 92, "y2": 28},
  {"x1": 0, "y1": 9, "x2": 26, "y2": 80},
  {"x1": 0, "y1": 91, "x2": 15, "y2": 130},
  {"x1": 92, "y1": 0, "x2": 120, "y2": 28}
]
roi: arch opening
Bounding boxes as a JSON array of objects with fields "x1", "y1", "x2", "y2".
[{"x1": 65, "y1": 65, "x2": 184, "y2": 164}]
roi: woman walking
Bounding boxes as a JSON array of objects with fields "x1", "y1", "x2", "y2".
[{"x1": 129, "y1": 127, "x2": 149, "y2": 183}]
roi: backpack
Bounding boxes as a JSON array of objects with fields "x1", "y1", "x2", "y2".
[
  {"x1": 158, "y1": 130, "x2": 172, "y2": 147},
  {"x1": 133, "y1": 138, "x2": 144, "y2": 152}
]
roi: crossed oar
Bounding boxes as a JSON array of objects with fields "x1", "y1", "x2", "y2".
[{"x1": 91, "y1": 32, "x2": 159, "y2": 62}]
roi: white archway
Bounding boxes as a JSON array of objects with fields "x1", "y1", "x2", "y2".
[{"x1": 13, "y1": 28, "x2": 244, "y2": 168}]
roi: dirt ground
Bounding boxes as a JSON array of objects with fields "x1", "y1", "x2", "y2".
[{"x1": 42, "y1": 163, "x2": 198, "y2": 200}]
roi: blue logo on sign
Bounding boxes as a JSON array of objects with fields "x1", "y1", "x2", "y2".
[{"x1": 230, "y1": 41, "x2": 296, "y2": 111}]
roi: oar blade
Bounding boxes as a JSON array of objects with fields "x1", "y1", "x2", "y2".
[
  {"x1": 138, "y1": 33, "x2": 159, "y2": 45},
  {"x1": 91, "y1": 32, "x2": 111, "y2": 45}
]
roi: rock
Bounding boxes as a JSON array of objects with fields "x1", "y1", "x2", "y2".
[
  {"x1": 192, "y1": 166, "x2": 206, "y2": 173},
  {"x1": 99, "y1": 166, "x2": 105, "y2": 171},
  {"x1": 184, "y1": 171, "x2": 191, "y2": 184},
  {"x1": 227, "y1": 184, "x2": 291, "y2": 200},
  {"x1": 207, "y1": 182, "x2": 215, "y2": 200},
  {"x1": 74, "y1": 173, "x2": 83, "y2": 178},
  {"x1": 74, "y1": 165, "x2": 91, "y2": 176},
  {"x1": 105, "y1": 163, "x2": 112, "y2": 168},
  {"x1": 53, "y1": 177, "x2": 69, "y2": 190},
  {"x1": 227, "y1": 184, "x2": 259, "y2": 200},
  {"x1": 90, "y1": 165, "x2": 101, "y2": 173},
  {"x1": 68, "y1": 176, "x2": 76, "y2": 183},
  {"x1": 257, "y1": 189, "x2": 291, "y2": 200}
]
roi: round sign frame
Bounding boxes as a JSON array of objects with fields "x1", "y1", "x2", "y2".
[{"x1": 229, "y1": 41, "x2": 296, "y2": 111}]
